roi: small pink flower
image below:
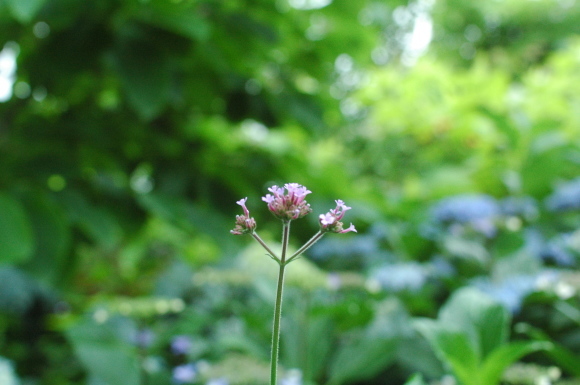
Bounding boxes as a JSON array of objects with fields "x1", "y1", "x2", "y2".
[
  {"x1": 319, "y1": 213, "x2": 336, "y2": 226},
  {"x1": 230, "y1": 197, "x2": 257, "y2": 235},
  {"x1": 319, "y1": 200, "x2": 357, "y2": 233},
  {"x1": 237, "y1": 198, "x2": 250, "y2": 216},
  {"x1": 340, "y1": 223, "x2": 357, "y2": 233},
  {"x1": 262, "y1": 183, "x2": 312, "y2": 221}
]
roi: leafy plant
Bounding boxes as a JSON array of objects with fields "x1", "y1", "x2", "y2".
[
  {"x1": 230, "y1": 184, "x2": 356, "y2": 385},
  {"x1": 414, "y1": 287, "x2": 551, "y2": 385}
]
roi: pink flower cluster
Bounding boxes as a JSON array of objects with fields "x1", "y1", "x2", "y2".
[
  {"x1": 319, "y1": 200, "x2": 357, "y2": 233},
  {"x1": 230, "y1": 198, "x2": 257, "y2": 235},
  {"x1": 231, "y1": 183, "x2": 357, "y2": 237},
  {"x1": 262, "y1": 183, "x2": 312, "y2": 221}
]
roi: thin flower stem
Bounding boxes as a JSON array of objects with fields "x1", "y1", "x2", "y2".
[
  {"x1": 286, "y1": 230, "x2": 325, "y2": 264},
  {"x1": 252, "y1": 232, "x2": 280, "y2": 262},
  {"x1": 270, "y1": 221, "x2": 290, "y2": 385}
]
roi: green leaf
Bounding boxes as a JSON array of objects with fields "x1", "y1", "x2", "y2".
[
  {"x1": 115, "y1": 39, "x2": 172, "y2": 120},
  {"x1": 544, "y1": 343, "x2": 580, "y2": 377},
  {"x1": 137, "y1": 193, "x2": 236, "y2": 256},
  {"x1": 327, "y1": 334, "x2": 397, "y2": 385},
  {"x1": 414, "y1": 288, "x2": 514, "y2": 385},
  {"x1": 5, "y1": 0, "x2": 47, "y2": 23},
  {"x1": 0, "y1": 193, "x2": 34, "y2": 264},
  {"x1": 283, "y1": 314, "x2": 333, "y2": 381},
  {"x1": 59, "y1": 191, "x2": 123, "y2": 249},
  {"x1": 20, "y1": 192, "x2": 71, "y2": 284},
  {"x1": 480, "y1": 341, "x2": 552, "y2": 385},
  {"x1": 403, "y1": 373, "x2": 428, "y2": 385},
  {"x1": 397, "y1": 335, "x2": 445, "y2": 379},
  {"x1": 515, "y1": 323, "x2": 580, "y2": 377},
  {"x1": 134, "y1": 2, "x2": 210, "y2": 41},
  {"x1": 66, "y1": 315, "x2": 140, "y2": 385},
  {"x1": 478, "y1": 107, "x2": 520, "y2": 149},
  {"x1": 414, "y1": 319, "x2": 480, "y2": 385},
  {"x1": 438, "y1": 287, "x2": 510, "y2": 359}
]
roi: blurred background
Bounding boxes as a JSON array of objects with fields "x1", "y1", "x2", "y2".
[{"x1": 0, "y1": 0, "x2": 579, "y2": 384}]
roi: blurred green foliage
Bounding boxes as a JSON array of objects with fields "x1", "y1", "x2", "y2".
[{"x1": 0, "y1": 0, "x2": 579, "y2": 384}]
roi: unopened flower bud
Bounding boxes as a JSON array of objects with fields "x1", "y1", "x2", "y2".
[{"x1": 230, "y1": 198, "x2": 257, "y2": 235}]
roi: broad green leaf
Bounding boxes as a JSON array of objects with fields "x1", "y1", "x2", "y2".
[
  {"x1": 327, "y1": 334, "x2": 397, "y2": 385},
  {"x1": 515, "y1": 323, "x2": 580, "y2": 377},
  {"x1": 478, "y1": 107, "x2": 520, "y2": 149},
  {"x1": 115, "y1": 39, "x2": 172, "y2": 121},
  {"x1": 20, "y1": 192, "x2": 71, "y2": 284},
  {"x1": 58, "y1": 191, "x2": 123, "y2": 249},
  {"x1": 543, "y1": 343, "x2": 580, "y2": 377},
  {"x1": 403, "y1": 373, "x2": 428, "y2": 385},
  {"x1": 137, "y1": 193, "x2": 236, "y2": 256},
  {"x1": 0, "y1": 193, "x2": 34, "y2": 264},
  {"x1": 283, "y1": 314, "x2": 333, "y2": 381},
  {"x1": 480, "y1": 341, "x2": 552, "y2": 385},
  {"x1": 443, "y1": 236, "x2": 488, "y2": 264},
  {"x1": 66, "y1": 315, "x2": 140, "y2": 385},
  {"x1": 397, "y1": 335, "x2": 445, "y2": 379},
  {"x1": 439, "y1": 287, "x2": 510, "y2": 359},
  {"x1": 327, "y1": 298, "x2": 407, "y2": 384},
  {"x1": 414, "y1": 319, "x2": 480, "y2": 385},
  {"x1": 134, "y1": 2, "x2": 210, "y2": 41},
  {"x1": 5, "y1": 0, "x2": 47, "y2": 23}
]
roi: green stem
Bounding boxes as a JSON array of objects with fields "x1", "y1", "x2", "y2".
[
  {"x1": 270, "y1": 221, "x2": 290, "y2": 385},
  {"x1": 286, "y1": 230, "x2": 325, "y2": 264},
  {"x1": 252, "y1": 232, "x2": 280, "y2": 262}
]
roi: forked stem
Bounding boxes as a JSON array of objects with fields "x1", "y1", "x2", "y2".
[{"x1": 270, "y1": 221, "x2": 290, "y2": 385}]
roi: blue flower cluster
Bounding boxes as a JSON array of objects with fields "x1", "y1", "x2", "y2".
[
  {"x1": 500, "y1": 196, "x2": 539, "y2": 220},
  {"x1": 172, "y1": 363, "x2": 197, "y2": 384},
  {"x1": 546, "y1": 177, "x2": 580, "y2": 212},
  {"x1": 372, "y1": 263, "x2": 427, "y2": 292},
  {"x1": 430, "y1": 194, "x2": 499, "y2": 237},
  {"x1": 472, "y1": 275, "x2": 537, "y2": 313},
  {"x1": 171, "y1": 335, "x2": 193, "y2": 355},
  {"x1": 432, "y1": 194, "x2": 500, "y2": 224},
  {"x1": 540, "y1": 234, "x2": 577, "y2": 267}
]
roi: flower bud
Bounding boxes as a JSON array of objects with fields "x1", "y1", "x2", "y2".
[{"x1": 230, "y1": 198, "x2": 257, "y2": 235}]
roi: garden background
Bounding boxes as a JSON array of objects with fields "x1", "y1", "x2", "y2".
[{"x1": 0, "y1": 0, "x2": 579, "y2": 384}]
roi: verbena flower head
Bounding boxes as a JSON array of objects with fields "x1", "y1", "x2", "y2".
[
  {"x1": 319, "y1": 199, "x2": 357, "y2": 233},
  {"x1": 230, "y1": 198, "x2": 257, "y2": 235},
  {"x1": 262, "y1": 183, "x2": 312, "y2": 221}
]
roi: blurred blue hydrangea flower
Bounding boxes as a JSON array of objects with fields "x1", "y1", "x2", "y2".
[
  {"x1": 309, "y1": 234, "x2": 379, "y2": 260},
  {"x1": 430, "y1": 194, "x2": 499, "y2": 237},
  {"x1": 432, "y1": 194, "x2": 499, "y2": 223},
  {"x1": 426, "y1": 256, "x2": 456, "y2": 279},
  {"x1": 472, "y1": 275, "x2": 537, "y2": 313},
  {"x1": 540, "y1": 236, "x2": 576, "y2": 267},
  {"x1": 172, "y1": 363, "x2": 197, "y2": 384},
  {"x1": 500, "y1": 196, "x2": 539, "y2": 221},
  {"x1": 132, "y1": 328, "x2": 155, "y2": 349},
  {"x1": 171, "y1": 335, "x2": 193, "y2": 355},
  {"x1": 372, "y1": 262, "x2": 427, "y2": 292},
  {"x1": 546, "y1": 177, "x2": 580, "y2": 212}
]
